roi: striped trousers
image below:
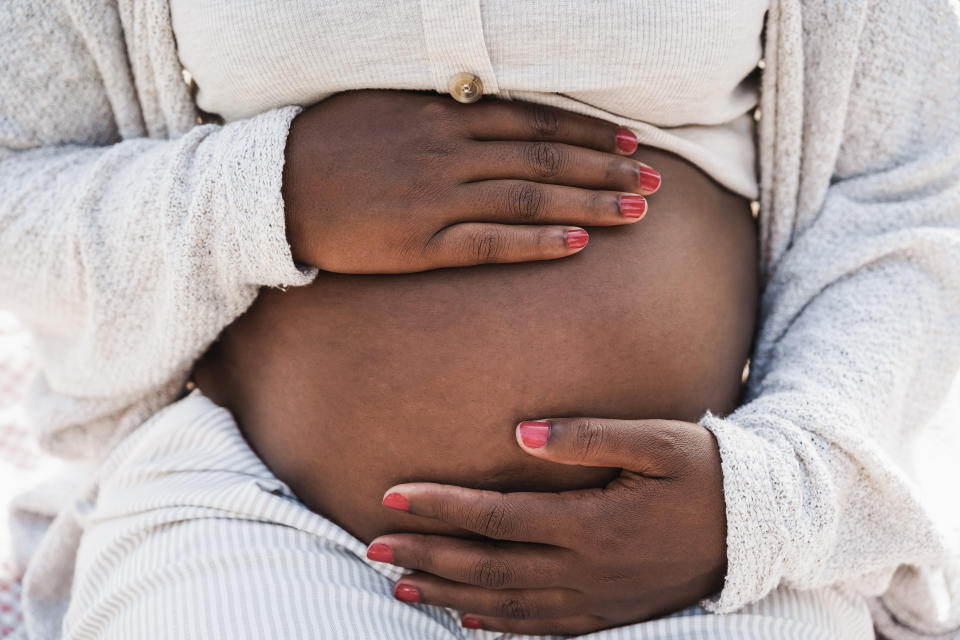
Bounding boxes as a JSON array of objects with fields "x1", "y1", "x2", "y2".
[{"x1": 62, "y1": 392, "x2": 875, "y2": 639}]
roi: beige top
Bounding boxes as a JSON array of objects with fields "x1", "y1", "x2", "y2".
[{"x1": 170, "y1": 0, "x2": 768, "y2": 199}]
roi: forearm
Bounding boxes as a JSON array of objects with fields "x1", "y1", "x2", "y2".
[
  {"x1": 1, "y1": 105, "x2": 314, "y2": 393},
  {"x1": 703, "y1": 252, "x2": 960, "y2": 608}
]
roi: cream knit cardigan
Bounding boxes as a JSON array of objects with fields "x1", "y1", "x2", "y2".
[{"x1": 1, "y1": 1, "x2": 959, "y2": 638}]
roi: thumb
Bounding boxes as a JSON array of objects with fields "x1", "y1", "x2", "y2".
[{"x1": 515, "y1": 418, "x2": 700, "y2": 475}]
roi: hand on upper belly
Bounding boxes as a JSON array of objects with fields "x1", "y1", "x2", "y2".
[
  {"x1": 282, "y1": 90, "x2": 659, "y2": 274},
  {"x1": 366, "y1": 417, "x2": 727, "y2": 635}
]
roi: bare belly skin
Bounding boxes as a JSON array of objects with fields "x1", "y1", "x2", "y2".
[{"x1": 194, "y1": 146, "x2": 758, "y2": 543}]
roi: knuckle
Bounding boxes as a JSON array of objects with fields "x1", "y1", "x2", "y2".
[
  {"x1": 573, "y1": 419, "x2": 607, "y2": 463},
  {"x1": 472, "y1": 556, "x2": 513, "y2": 589},
  {"x1": 510, "y1": 182, "x2": 546, "y2": 221},
  {"x1": 589, "y1": 190, "x2": 610, "y2": 217},
  {"x1": 552, "y1": 588, "x2": 582, "y2": 613},
  {"x1": 528, "y1": 104, "x2": 562, "y2": 138},
  {"x1": 497, "y1": 596, "x2": 535, "y2": 620},
  {"x1": 542, "y1": 554, "x2": 572, "y2": 583},
  {"x1": 473, "y1": 229, "x2": 504, "y2": 262},
  {"x1": 435, "y1": 494, "x2": 471, "y2": 528},
  {"x1": 596, "y1": 570, "x2": 630, "y2": 584},
  {"x1": 407, "y1": 544, "x2": 435, "y2": 572},
  {"x1": 418, "y1": 99, "x2": 457, "y2": 127},
  {"x1": 399, "y1": 178, "x2": 447, "y2": 205},
  {"x1": 606, "y1": 157, "x2": 636, "y2": 185},
  {"x1": 533, "y1": 226, "x2": 552, "y2": 252},
  {"x1": 649, "y1": 427, "x2": 689, "y2": 469},
  {"x1": 397, "y1": 226, "x2": 434, "y2": 267},
  {"x1": 471, "y1": 495, "x2": 516, "y2": 539},
  {"x1": 525, "y1": 142, "x2": 565, "y2": 179},
  {"x1": 412, "y1": 137, "x2": 459, "y2": 168}
]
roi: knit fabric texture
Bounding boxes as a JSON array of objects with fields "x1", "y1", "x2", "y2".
[{"x1": 0, "y1": 1, "x2": 958, "y2": 638}]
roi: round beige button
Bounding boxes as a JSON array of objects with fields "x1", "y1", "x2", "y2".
[{"x1": 448, "y1": 72, "x2": 484, "y2": 104}]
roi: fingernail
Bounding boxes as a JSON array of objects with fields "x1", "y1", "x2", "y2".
[
  {"x1": 383, "y1": 493, "x2": 410, "y2": 512},
  {"x1": 638, "y1": 166, "x2": 662, "y2": 193},
  {"x1": 619, "y1": 194, "x2": 647, "y2": 219},
  {"x1": 615, "y1": 128, "x2": 638, "y2": 154},
  {"x1": 366, "y1": 543, "x2": 394, "y2": 563},
  {"x1": 518, "y1": 420, "x2": 551, "y2": 448},
  {"x1": 394, "y1": 583, "x2": 421, "y2": 603},
  {"x1": 462, "y1": 616, "x2": 484, "y2": 630},
  {"x1": 565, "y1": 229, "x2": 589, "y2": 250}
]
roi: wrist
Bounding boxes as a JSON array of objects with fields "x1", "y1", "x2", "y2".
[
  {"x1": 227, "y1": 105, "x2": 314, "y2": 286},
  {"x1": 699, "y1": 410, "x2": 791, "y2": 612}
]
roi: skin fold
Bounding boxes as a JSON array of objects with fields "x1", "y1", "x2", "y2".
[{"x1": 194, "y1": 144, "x2": 758, "y2": 546}]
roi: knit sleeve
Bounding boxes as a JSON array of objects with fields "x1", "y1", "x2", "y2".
[
  {"x1": 0, "y1": 1, "x2": 315, "y2": 456},
  {"x1": 699, "y1": 3, "x2": 960, "y2": 636}
]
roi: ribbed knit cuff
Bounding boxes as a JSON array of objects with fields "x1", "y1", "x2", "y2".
[
  {"x1": 697, "y1": 410, "x2": 791, "y2": 613},
  {"x1": 219, "y1": 104, "x2": 317, "y2": 288}
]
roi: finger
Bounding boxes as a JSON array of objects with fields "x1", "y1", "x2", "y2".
[
  {"x1": 515, "y1": 418, "x2": 707, "y2": 475},
  {"x1": 380, "y1": 483, "x2": 590, "y2": 544},
  {"x1": 390, "y1": 574, "x2": 581, "y2": 622},
  {"x1": 425, "y1": 222, "x2": 589, "y2": 267},
  {"x1": 465, "y1": 100, "x2": 639, "y2": 155},
  {"x1": 367, "y1": 534, "x2": 568, "y2": 589},
  {"x1": 459, "y1": 613, "x2": 607, "y2": 635},
  {"x1": 453, "y1": 181, "x2": 647, "y2": 226},
  {"x1": 467, "y1": 141, "x2": 661, "y2": 195}
]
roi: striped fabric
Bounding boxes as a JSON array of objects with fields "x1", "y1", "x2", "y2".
[{"x1": 58, "y1": 392, "x2": 875, "y2": 639}]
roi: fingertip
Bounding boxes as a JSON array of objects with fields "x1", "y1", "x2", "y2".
[
  {"x1": 461, "y1": 615, "x2": 484, "y2": 630},
  {"x1": 619, "y1": 194, "x2": 647, "y2": 220},
  {"x1": 516, "y1": 420, "x2": 552, "y2": 449},
  {"x1": 394, "y1": 583, "x2": 422, "y2": 603},
  {"x1": 564, "y1": 228, "x2": 589, "y2": 251},
  {"x1": 637, "y1": 163, "x2": 662, "y2": 194},
  {"x1": 615, "y1": 128, "x2": 639, "y2": 155},
  {"x1": 382, "y1": 492, "x2": 410, "y2": 512},
  {"x1": 366, "y1": 542, "x2": 395, "y2": 564}
]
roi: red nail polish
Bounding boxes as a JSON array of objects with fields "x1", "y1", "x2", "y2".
[
  {"x1": 366, "y1": 543, "x2": 394, "y2": 563},
  {"x1": 615, "y1": 128, "x2": 638, "y2": 154},
  {"x1": 565, "y1": 229, "x2": 589, "y2": 250},
  {"x1": 383, "y1": 493, "x2": 410, "y2": 512},
  {"x1": 462, "y1": 616, "x2": 483, "y2": 630},
  {"x1": 619, "y1": 195, "x2": 647, "y2": 219},
  {"x1": 638, "y1": 166, "x2": 661, "y2": 193},
  {"x1": 394, "y1": 583, "x2": 421, "y2": 603},
  {"x1": 518, "y1": 421, "x2": 551, "y2": 448}
]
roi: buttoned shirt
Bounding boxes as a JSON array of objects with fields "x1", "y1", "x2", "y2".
[{"x1": 170, "y1": 0, "x2": 769, "y2": 198}]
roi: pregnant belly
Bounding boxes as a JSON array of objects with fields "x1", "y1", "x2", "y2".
[{"x1": 194, "y1": 146, "x2": 758, "y2": 543}]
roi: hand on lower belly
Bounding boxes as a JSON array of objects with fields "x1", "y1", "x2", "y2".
[{"x1": 365, "y1": 416, "x2": 728, "y2": 635}]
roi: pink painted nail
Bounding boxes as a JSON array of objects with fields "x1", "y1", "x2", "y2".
[
  {"x1": 462, "y1": 616, "x2": 484, "y2": 629},
  {"x1": 383, "y1": 493, "x2": 410, "y2": 512},
  {"x1": 565, "y1": 229, "x2": 589, "y2": 250},
  {"x1": 638, "y1": 166, "x2": 661, "y2": 193},
  {"x1": 366, "y1": 543, "x2": 394, "y2": 563},
  {"x1": 619, "y1": 195, "x2": 647, "y2": 219},
  {"x1": 394, "y1": 583, "x2": 421, "y2": 603},
  {"x1": 518, "y1": 421, "x2": 551, "y2": 448},
  {"x1": 615, "y1": 128, "x2": 638, "y2": 154}
]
